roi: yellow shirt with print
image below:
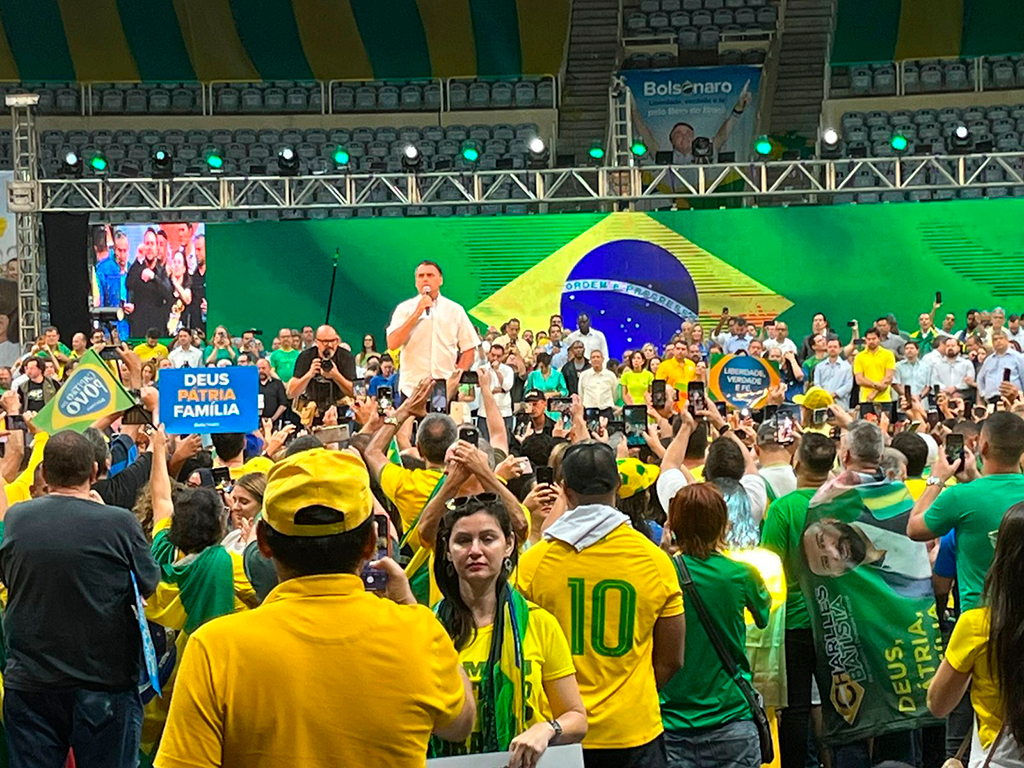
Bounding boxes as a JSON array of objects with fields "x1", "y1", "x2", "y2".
[
  {"x1": 516, "y1": 523, "x2": 684, "y2": 749},
  {"x1": 134, "y1": 342, "x2": 169, "y2": 362},
  {"x1": 853, "y1": 346, "x2": 896, "y2": 402},
  {"x1": 154, "y1": 574, "x2": 466, "y2": 768},
  {"x1": 945, "y1": 607, "x2": 1002, "y2": 749},
  {"x1": 446, "y1": 601, "x2": 575, "y2": 756}
]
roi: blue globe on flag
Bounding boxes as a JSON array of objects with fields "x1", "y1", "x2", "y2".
[{"x1": 560, "y1": 239, "x2": 699, "y2": 359}]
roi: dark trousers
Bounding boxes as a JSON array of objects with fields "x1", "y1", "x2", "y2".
[
  {"x1": 4, "y1": 687, "x2": 142, "y2": 768},
  {"x1": 584, "y1": 734, "x2": 668, "y2": 768},
  {"x1": 781, "y1": 628, "x2": 816, "y2": 768},
  {"x1": 832, "y1": 730, "x2": 918, "y2": 768}
]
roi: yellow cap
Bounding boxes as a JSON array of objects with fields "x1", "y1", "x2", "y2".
[
  {"x1": 617, "y1": 457, "x2": 661, "y2": 499},
  {"x1": 793, "y1": 386, "x2": 834, "y2": 410},
  {"x1": 262, "y1": 449, "x2": 373, "y2": 537}
]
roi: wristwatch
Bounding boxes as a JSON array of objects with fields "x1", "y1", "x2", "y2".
[
  {"x1": 383, "y1": 416, "x2": 399, "y2": 427},
  {"x1": 548, "y1": 719, "x2": 562, "y2": 743},
  {"x1": 926, "y1": 475, "x2": 944, "y2": 487}
]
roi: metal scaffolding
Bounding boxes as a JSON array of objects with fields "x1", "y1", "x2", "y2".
[
  {"x1": 23, "y1": 152, "x2": 1024, "y2": 213},
  {"x1": 6, "y1": 95, "x2": 44, "y2": 342}
]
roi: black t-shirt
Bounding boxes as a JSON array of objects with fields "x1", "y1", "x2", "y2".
[
  {"x1": 0, "y1": 496, "x2": 160, "y2": 691},
  {"x1": 19, "y1": 381, "x2": 47, "y2": 413},
  {"x1": 259, "y1": 376, "x2": 289, "y2": 420},
  {"x1": 292, "y1": 346, "x2": 357, "y2": 411},
  {"x1": 187, "y1": 267, "x2": 206, "y2": 333}
]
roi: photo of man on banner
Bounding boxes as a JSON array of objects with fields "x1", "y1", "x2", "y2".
[{"x1": 795, "y1": 421, "x2": 942, "y2": 752}]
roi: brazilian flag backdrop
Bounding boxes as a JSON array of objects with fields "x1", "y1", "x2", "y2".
[
  {"x1": 832, "y1": 0, "x2": 1024, "y2": 63},
  {"x1": 33, "y1": 349, "x2": 136, "y2": 434},
  {"x1": 206, "y1": 199, "x2": 1024, "y2": 360},
  {"x1": 0, "y1": 0, "x2": 569, "y2": 82}
]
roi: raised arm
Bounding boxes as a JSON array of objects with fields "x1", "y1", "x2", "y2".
[
  {"x1": 476, "y1": 367, "x2": 509, "y2": 456},
  {"x1": 150, "y1": 426, "x2": 174, "y2": 526}
]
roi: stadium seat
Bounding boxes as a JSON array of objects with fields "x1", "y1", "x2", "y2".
[
  {"x1": 469, "y1": 82, "x2": 491, "y2": 108},
  {"x1": 216, "y1": 87, "x2": 240, "y2": 114},
  {"x1": 379, "y1": 86, "x2": 400, "y2": 111},
  {"x1": 355, "y1": 86, "x2": 377, "y2": 111},
  {"x1": 449, "y1": 81, "x2": 469, "y2": 110},
  {"x1": 491, "y1": 82, "x2": 514, "y2": 108}
]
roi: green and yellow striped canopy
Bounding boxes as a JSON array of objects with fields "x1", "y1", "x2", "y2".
[
  {"x1": 832, "y1": 0, "x2": 1024, "y2": 63},
  {"x1": 0, "y1": 0, "x2": 570, "y2": 82}
]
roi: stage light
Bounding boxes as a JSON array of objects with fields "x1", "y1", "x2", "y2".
[
  {"x1": 332, "y1": 147, "x2": 350, "y2": 167},
  {"x1": 460, "y1": 141, "x2": 480, "y2": 163},
  {"x1": 822, "y1": 128, "x2": 839, "y2": 146},
  {"x1": 153, "y1": 148, "x2": 172, "y2": 177},
  {"x1": 528, "y1": 136, "x2": 549, "y2": 169},
  {"x1": 754, "y1": 136, "x2": 773, "y2": 157},
  {"x1": 89, "y1": 153, "x2": 108, "y2": 174},
  {"x1": 630, "y1": 140, "x2": 648, "y2": 157},
  {"x1": 955, "y1": 124, "x2": 969, "y2": 140},
  {"x1": 890, "y1": 133, "x2": 908, "y2": 153},
  {"x1": 278, "y1": 146, "x2": 298, "y2": 175},
  {"x1": 692, "y1": 136, "x2": 713, "y2": 164},
  {"x1": 205, "y1": 150, "x2": 224, "y2": 172},
  {"x1": 61, "y1": 150, "x2": 82, "y2": 178},
  {"x1": 588, "y1": 143, "x2": 605, "y2": 162},
  {"x1": 402, "y1": 144, "x2": 422, "y2": 171}
]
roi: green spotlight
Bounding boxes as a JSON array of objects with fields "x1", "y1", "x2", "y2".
[
  {"x1": 754, "y1": 136, "x2": 773, "y2": 156},
  {"x1": 890, "y1": 133, "x2": 909, "y2": 153}
]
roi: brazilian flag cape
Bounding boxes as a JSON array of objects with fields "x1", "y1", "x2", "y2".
[{"x1": 151, "y1": 528, "x2": 235, "y2": 634}]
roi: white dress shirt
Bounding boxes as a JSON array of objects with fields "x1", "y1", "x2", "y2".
[
  {"x1": 387, "y1": 293, "x2": 479, "y2": 396},
  {"x1": 763, "y1": 337, "x2": 798, "y2": 356},
  {"x1": 564, "y1": 328, "x2": 609, "y2": 360},
  {"x1": 169, "y1": 345, "x2": 204, "y2": 368},
  {"x1": 488, "y1": 362, "x2": 515, "y2": 417},
  {"x1": 577, "y1": 367, "x2": 618, "y2": 409}
]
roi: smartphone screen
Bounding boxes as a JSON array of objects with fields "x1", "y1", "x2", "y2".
[
  {"x1": 314, "y1": 424, "x2": 350, "y2": 446},
  {"x1": 536, "y1": 465, "x2": 554, "y2": 485},
  {"x1": 461, "y1": 370, "x2": 479, "y2": 385},
  {"x1": 623, "y1": 404, "x2": 648, "y2": 447},
  {"x1": 858, "y1": 402, "x2": 876, "y2": 419},
  {"x1": 935, "y1": 291, "x2": 942, "y2": 304},
  {"x1": 513, "y1": 412, "x2": 529, "y2": 438},
  {"x1": 1003, "y1": 368, "x2": 1012, "y2": 382},
  {"x1": 812, "y1": 408, "x2": 828, "y2": 425},
  {"x1": 687, "y1": 381, "x2": 706, "y2": 415},
  {"x1": 607, "y1": 419, "x2": 625, "y2": 435},
  {"x1": 211, "y1": 466, "x2": 231, "y2": 488},
  {"x1": 926, "y1": 409, "x2": 941, "y2": 427},
  {"x1": 459, "y1": 426, "x2": 479, "y2": 447},
  {"x1": 584, "y1": 408, "x2": 601, "y2": 432},
  {"x1": 377, "y1": 386, "x2": 394, "y2": 412},
  {"x1": 715, "y1": 401, "x2": 728, "y2": 417},
  {"x1": 945, "y1": 433, "x2": 964, "y2": 464},
  {"x1": 5, "y1": 414, "x2": 25, "y2": 430},
  {"x1": 352, "y1": 380, "x2": 366, "y2": 397},
  {"x1": 651, "y1": 379, "x2": 667, "y2": 409},
  {"x1": 775, "y1": 413, "x2": 795, "y2": 444},
  {"x1": 360, "y1": 514, "x2": 392, "y2": 592},
  {"x1": 99, "y1": 345, "x2": 120, "y2": 361},
  {"x1": 429, "y1": 379, "x2": 448, "y2": 413}
]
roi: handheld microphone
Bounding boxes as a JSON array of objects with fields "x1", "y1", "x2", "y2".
[{"x1": 423, "y1": 286, "x2": 432, "y2": 317}]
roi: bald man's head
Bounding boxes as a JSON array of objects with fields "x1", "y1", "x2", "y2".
[{"x1": 314, "y1": 325, "x2": 340, "y2": 357}]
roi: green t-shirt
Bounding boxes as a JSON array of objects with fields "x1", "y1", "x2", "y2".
[
  {"x1": 760, "y1": 488, "x2": 816, "y2": 630},
  {"x1": 203, "y1": 345, "x2": 239, "y2": 364},
  {"x1": 660, "y1": 552, "x2": 770, "y2": 731},
  {"x1": 269, "y1": 348, "x2": 300, "y2": 382},
  {"x1": 620, "y1": 369, "x2": 654, "y2": 404},
  {"x1": 922, "y1": 473, "x2": 1024, "y2": 610}
]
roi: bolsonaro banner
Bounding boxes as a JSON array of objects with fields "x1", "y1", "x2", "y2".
[{"x1": 621, "y1": 65, "x2": 763, "y2": 167}]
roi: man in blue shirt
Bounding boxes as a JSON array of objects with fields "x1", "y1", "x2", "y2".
[
  {"x1": 812, "y1": 338, "x2": 854, "y2": 409},
  {"x1": 976, "y1": 329, "x2": 1024, "y2": 401},
  {"x1": 95, "y1": 227, "x2": 130, "y2": 339},
  {"x1": 713, "y1": 314, "x2": 755, "y2": 354}
]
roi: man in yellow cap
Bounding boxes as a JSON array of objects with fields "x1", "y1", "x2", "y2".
[{"x1": 156, "y1": 448, "x2": 475, "y2": 768}]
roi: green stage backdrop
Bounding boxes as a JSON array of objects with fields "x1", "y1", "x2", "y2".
[{"x1": 207, "y1": 200, "x2": 1024, "y2": 355}]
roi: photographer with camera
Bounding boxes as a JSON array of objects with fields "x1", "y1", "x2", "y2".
[{"x1": 287, "y1": 324, "x2": 356, "y2": 422}]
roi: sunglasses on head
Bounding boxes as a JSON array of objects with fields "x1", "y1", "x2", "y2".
[{"x1": 445, "y1": 492, "x2": 499, "y2": 511}]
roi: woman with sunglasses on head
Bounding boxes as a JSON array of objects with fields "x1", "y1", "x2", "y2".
[
  {"x1": 429, "y1": 494, "x2": 587, "y2": 768},
  {"x1": 928, "y1": 502, "x2": 1024, "y2": 767}
]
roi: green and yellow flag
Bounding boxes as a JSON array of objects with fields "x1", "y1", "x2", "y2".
[{"x1": 33, "y1": 349, "x2": 136, "y2": 434}]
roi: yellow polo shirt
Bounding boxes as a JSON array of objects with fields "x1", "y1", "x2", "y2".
[
  {"x1": 516, "y1": 523, "x2": 684, "y2": 749},
  {"x1": 655, "y1": 357, "x2": 697, "y2": 411},
  {"x1": 155, "y1": 574, "x2": 466, "y2": 768},
  {"x1": 5, "y1": 432, "x2": 48, "y2": 507},
  {"x1": 854, "y1": 346, "x2": 896, "y2": 402}
]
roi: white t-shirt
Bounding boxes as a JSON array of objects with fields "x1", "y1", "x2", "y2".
[
  {"x1": 387, "y1": 293, "x2": 479, "y2": 396},
  {"x1": 763, "y1": 337, "x2": 798, "y2": 356},
  {"x1": 759, "y1": 464, "x2": 798, "y2": 500}
]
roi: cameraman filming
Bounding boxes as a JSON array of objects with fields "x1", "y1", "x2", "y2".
[{"x1": 287, "y1": 324, "x2": 356, "y2": 421}]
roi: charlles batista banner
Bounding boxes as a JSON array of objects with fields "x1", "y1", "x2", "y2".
[{"x1": 798, "y1": 472, "x2": 943, "y2": 742}]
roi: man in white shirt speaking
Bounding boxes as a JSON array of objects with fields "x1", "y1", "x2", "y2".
[{"x1": 387, "y1": 261, "x2": 479, "y2": 397}]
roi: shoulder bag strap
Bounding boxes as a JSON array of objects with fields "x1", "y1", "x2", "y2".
[{"x1": 672, "y1": 554, "x2": 761, "y2": 710}]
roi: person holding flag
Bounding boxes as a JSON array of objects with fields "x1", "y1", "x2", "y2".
[{"x1": 140, "y1": 426, "x2": 257, "y2": 758}]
